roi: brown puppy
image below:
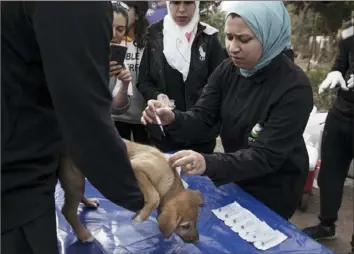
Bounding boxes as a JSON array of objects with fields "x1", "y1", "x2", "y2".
[{"x1": 58, "y1": 139, "x2": 203, "y2": 244}]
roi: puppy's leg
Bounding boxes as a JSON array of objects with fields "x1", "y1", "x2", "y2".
[
  {"x1": 59, "y1": 155, "x2": 94, "y2": 243},
  {"x1": 131, "y1": 161, "x2": 160, "y2": 224},
  {"x1": 81, "y1": 195, "x2": 99, "y2": 208}
]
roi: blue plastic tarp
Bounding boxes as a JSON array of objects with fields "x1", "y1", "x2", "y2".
[{"x1": 56, "y1": 174, "x2": 333, "y2": 254}]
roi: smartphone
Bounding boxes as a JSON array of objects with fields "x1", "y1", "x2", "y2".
[{"x1": 110, "y1": 44, "x2": 127, "y2": 65}]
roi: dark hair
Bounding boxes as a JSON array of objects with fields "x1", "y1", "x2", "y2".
[
  {"x1": 112, "y1": 2, "x2": 129, "y2": 35},
  {"x1": 127, "y1": 1, "x2": 149, "y2": 49}
]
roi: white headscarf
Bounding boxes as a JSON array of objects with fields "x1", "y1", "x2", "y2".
[{"x1": 163, "y1": 1, "x2": 200, "y2": 81}]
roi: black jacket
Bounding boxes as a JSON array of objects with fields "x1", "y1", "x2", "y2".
[
  {"x1": 1, "y1": 1, "x2": 143, "y2": 233},
  {"x1": 137, "y1": 20, "x2": 226, "y2": 153},
  {"x1": 167, "y1": 55, "x2": 313, "y2": 219},
  {"x1": 330, "y1": 34, "x2": 354, "y2": 120}
]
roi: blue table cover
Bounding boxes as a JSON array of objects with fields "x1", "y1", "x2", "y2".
[{"x1": 55, "y1": 173, "x2": 333, "y2": 254}]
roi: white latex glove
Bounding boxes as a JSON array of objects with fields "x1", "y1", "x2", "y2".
[
  {"x1": 157, "y1": 93, "x2": 175, "y2": 108},
  {"x1": 318, "y1": 71, "x2": 348, "y2": 94},
  {"x1": 157, "y1": 93, "x2": 170, "y2": 105},
  {"x1": 347, "y1": 74, "x2": 354, "y2": 89}
]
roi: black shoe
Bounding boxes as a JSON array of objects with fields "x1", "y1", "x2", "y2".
[{"x1": 302, "y1": 224, "x2": 336, "y2": 240}]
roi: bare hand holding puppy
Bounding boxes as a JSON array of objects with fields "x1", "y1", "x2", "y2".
[
  {"x1": 169, "y1": 150, "x2": 207, "y2": 176},
  {"x1": 59, "y1": 139, "x2": 203, "y2": 244}
]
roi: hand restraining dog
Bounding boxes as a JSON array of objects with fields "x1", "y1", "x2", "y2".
[{"x1": 58, "y1": 139, "x2": 203, "y2": 244}]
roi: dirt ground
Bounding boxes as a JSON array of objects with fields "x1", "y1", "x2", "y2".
[
  {"x1": 291, "y1": 179, "x2": 353, "y2": 254},
  {"x1": 214, "y1": 137, "x2": 353, "y2": 254}
]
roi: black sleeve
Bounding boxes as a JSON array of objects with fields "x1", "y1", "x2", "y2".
[
  {"x1": 28, "y1": 2, "x2": 144, "y2": 212},
  {"x1": 207, "y1": 34, "x2": 227, "y2": 76},
  {"x1": 202, "y1": 85, "x2": 313, "y2": 183},
  {"x1": 136, "y1": 37, "x2": 161, "y2": 101},
  {"x1": 167, "y1": 63, "x2": 223, "y2": 142},
  {"x1": 331, "y1": 39, "x2": 349, "y2": 76}
]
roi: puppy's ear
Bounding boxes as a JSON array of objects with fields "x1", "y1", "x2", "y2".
[
  {"x1": 158, "y1": 210, "x2": 181, "y2": 239},
  {"x1": 189, "y1": 190, "x2": 203, "y2": 207}
]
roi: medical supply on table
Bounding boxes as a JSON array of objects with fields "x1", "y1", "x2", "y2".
[
  {"x1": 224, "y1": 209, "x2": 253, "y2": 227},
  {"x1": 239, "y1": 221, "x2": 271, "y2": 242},
  {"x1": 231, "y1": 216, "x2": 259, "y2": 233},
  {"x1": 212, "y1": 202, "x2": 288, "y2": 250},
  {"x1": 211, "y1": 202, "x2": 242, "y2": 220},
  {"x1": 254, "y1": 230, "x2": 288, "y2": 251}
]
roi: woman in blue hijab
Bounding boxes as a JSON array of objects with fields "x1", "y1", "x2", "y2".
[
  {"x1": 224, "y1": 1, "x2": 292, "y2": 76},
  {"x1": 142, "y1": 1, "x2": 313, "y2": 220}
]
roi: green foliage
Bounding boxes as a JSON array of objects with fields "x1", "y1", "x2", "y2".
[
  {"x1": 287, "y1": 1, "x2": 354, "y2": 35},
  {"x1": 200, "y1": 11, "x2": 226, "y2": 47},
  {"x1": 306, "y1": 68, "x2": 336, "y2": 112},
  {"x1": 199, "y1": 1, "x2": 221, "y2": 18},
  {"x1": 198, "y1": 1, "x2": 225, "y2": 46},
  {"x1": 311, "y1": 2, "x2": 354, "y2": 35}
]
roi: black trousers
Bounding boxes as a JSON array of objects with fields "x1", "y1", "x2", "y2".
[
  {"x1": 318, "y1": 112, "x2": 353, "y2": 226},
  {"x1": 1, "y1": 208, "x2": 58, "y2": 254},
  {"x1": 114, "y1": 121, "x2": 150, "y2": 145}
]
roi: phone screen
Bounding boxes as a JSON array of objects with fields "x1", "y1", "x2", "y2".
[{"x1": 110, "y1": 44, "x2": 128, "y2": 65}]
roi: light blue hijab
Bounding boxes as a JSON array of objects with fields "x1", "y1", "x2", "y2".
[{"x1": 226, "y1": 1, "x2": 291, "y2": 77}]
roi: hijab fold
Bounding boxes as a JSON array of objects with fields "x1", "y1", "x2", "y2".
[
  {"x1": 226, "y1": 1, "x2": 291, "y2": 77},
  {"x1": 163, "y1": 1, "x2": 200, "y2": 81}
]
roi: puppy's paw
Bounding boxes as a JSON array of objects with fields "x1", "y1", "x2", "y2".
[
  {"x1": 77, "y1": 229, "x2": 94, "y2": 243},
  {"x1": 84, "y1": 198, "x2": 100, "y2": 209},
  {"x1": 82, "y1": 234, "x2": 94, "y2": 243}
]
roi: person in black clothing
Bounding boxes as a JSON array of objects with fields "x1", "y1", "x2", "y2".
[
  {"x1": 303, "y1": 22, "x2": 354, "y2": 242},
  {"x1": 137, "y1": 1, "x2": 225, "y2": 154},
  {"x1": 142, "y1": 1, "x2": 313, "y2": 220},
  {"x1": 1, "y1": 2, "x2": 144, "y2": 253}
]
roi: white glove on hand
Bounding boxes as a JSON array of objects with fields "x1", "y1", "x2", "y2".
[
  {"x1": 157, "y1": 93, "x2": 170, "y2": 104},
  {"x1": 157, "y1": 93, "x2": 175, "y2": 108},
  {"x1": 347, "y1": 74, "x2": 354, "y2": 89},
  {"x1": 318, "y1": 71, "x2": 348, "y2": 94}
]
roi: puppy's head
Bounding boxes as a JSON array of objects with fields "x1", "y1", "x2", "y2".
[{"x1": 158, "y1": 189, "x2": 203, "y2": 244}]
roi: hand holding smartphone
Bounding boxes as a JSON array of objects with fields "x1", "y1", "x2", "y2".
[{"x1": 110, "y1": 44, "x2": 127, "y2": 66}]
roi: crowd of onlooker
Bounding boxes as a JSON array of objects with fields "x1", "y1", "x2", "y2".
[
  {"x1": 105, "y1": 2, "x2": 354, "y2": 251},
  {"x1": 2, "y1": 1, "x2": 353, "y2": 253}
]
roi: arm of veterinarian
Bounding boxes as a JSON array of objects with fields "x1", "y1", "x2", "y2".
[
  {"x1": 143, "y1": 62, "x2": 313, "y2": 183},
  {"x1": 170, "y1": 86, "x2": 313, "y2": 184},
  {"x1": 30, "y1": 2, "x2": 144, "y2": 212},
  {"x1": 141, "y1": 68, "x2": 223, "y2": 143}
]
